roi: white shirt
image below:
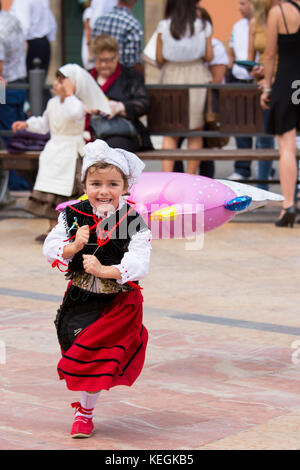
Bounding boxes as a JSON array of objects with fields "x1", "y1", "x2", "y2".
[
  {"x1": 157, "y1": 18, "x2": 212, "y2": 62},
  {"x1": 10, "y1": 0, "x2": 57, "y2": 41},
  {"x1": 206, "y1": 38, "x2": 229, "y2": 84},
  {"x1": 229, "y1": 18, "x2": 252, "y2": 80},
  {"x1": 43, "y1": 199, "x2": 152, "y2": 286},
  {"x1": 0, "y1": 11, "x2": 26, "y2": 82},
  {"x1": 209, "y1": 38, "x2": 229, "y2": 67},
  {"x1": 90, "y1": 0, "x2": 118, "y2": 29},
  {"x1": 81, "y1": 7, "x2": 94, "y2": 70},
  {"x1": 26, "y1": 95, "x2": 85, "y2": 134}
]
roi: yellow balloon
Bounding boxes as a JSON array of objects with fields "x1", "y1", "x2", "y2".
[
  {"x1": 78, "y1": 194, "x2": 88, "y2": 201},
  {"x1": 150, "y1": 206, "x2": 178, "y2": 221}
]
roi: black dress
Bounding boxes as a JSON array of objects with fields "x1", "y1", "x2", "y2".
[{"x1": 267, "y1": 0, "x2": 300, "y2": 135}]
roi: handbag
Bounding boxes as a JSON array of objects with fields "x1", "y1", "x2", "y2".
[
  {"x1": 89, "y1": 114, "x2": 138, "y2": 139},
  {"x1": 141, "y1": 30, "x2": 159, "y2": 68},
  {"x1": 204, "y1": 89, "x2": 229, "y2": 149}
]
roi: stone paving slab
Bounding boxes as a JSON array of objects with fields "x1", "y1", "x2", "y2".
[{"x1": 0, "y1": 216, "x2": 299, "y2": 450}]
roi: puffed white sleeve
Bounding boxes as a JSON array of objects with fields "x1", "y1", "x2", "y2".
[
  {"x1": 112, "y1": 228, "x2": 152, "y2": 284},
  {"x1": 26, "y1": 104, "x2": 50, "y2": 134},
  {"x1": 62, "y1": 95, "x2": 85, "y2": 121},
  {"x1": 43, "y1": 212, "x2": 73, "y2": 266},
  {"x1": 209, "y1": 39, "x2": 229, "y2": 66},
  {"x1": 204, "y1": 21, "x2": 213, "y2": 38},
  {"x1": 156, "y1": 19, "x2": 167, "y2": 34}
]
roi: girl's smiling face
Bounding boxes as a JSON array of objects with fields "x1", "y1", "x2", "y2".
[{"x1": 84, "y1": 165, "x2": 128, "y2": 214}]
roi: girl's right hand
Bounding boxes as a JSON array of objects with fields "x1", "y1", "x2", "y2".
[
  {"x1": 74, "y1": 225, "x2": 90, "y2": 252},
  {"x1": 12, "y1": 121, "x2": 28, "y2": 132}
]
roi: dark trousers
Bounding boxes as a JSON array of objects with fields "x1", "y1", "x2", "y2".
[
  {"x1": 173, "y1": 137, "x2": 215, "y2": 178},
  {"x1": 173, "y1": 158, "x2": 214, "y2": 178},
  {"x1": 229, "y1": 73, "x2": 253, "y2": 177},
  {"x1": 27, "y1": 36, "x2": 50, "y2": 76},
  {"x1": 229, "y1": 73, "x2": 275, "y2": 181},
  {"x1": 27, "y1": 36, "x2": 51, "y2": 110},
  {"x1": 0, "y1": 83, "x2": 29, "y2": 190},
  {"x1": 234, "y1": 136, "x2": 253, "y2": 177}
]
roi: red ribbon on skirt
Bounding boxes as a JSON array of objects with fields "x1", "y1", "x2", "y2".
[{"x1": 57, "y1": 289, "x2": 148, "y2": 392}]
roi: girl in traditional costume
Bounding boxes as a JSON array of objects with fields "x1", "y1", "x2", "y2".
[
  {"x1": 12, "y1": 64, "x2": 110, "y2": 241},
  {"x1": 43, "y1": 139, "x2": 151, "y2": 438}
]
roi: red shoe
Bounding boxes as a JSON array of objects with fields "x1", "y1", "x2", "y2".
[{"x1": 70, "y1": 402, "x2": 94, "y2": 438}]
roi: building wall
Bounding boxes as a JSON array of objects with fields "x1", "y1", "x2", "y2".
[
  {"x1": 144, "y1": 0, "x2": 166, "y2": 83},
  {"x1": 201, "y1": 0, "x2": 241, "y2": 43}
]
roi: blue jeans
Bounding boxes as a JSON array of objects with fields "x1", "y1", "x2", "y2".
[
  {"x1": 0, "y1": 83, "x2": 29, "y2": 190},
  {"x1": 229, "y1": 74, "x2": 253, "y2": 177},
  {"x1": 234, "y1": 114, "x2": 275, "y2": 183},
  {"x1": 256, "y1": 109, "x2": 274, "y2": 190},
  {"x1": 234, "y1": 136, "x2": 253, "y2": 177}
]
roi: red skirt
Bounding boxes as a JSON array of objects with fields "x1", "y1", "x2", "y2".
[{"x1": 57, "y1": 289, "x2": 148, "y2": 392}]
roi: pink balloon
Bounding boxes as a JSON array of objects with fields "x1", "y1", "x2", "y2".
[
  {"x1": 56, "y1": 173, "x2": 237, "y2": 238},
  {"x1": 129, "y1": 173, "x2": 237, "y2": 238},
  {"x1": 56, "y1": 200, "x2": 80, "y2": 212}
]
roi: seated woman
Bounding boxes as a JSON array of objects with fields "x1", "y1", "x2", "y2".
[{"x1": 87, "y1": 34, "x2": 153, "y2": 152}]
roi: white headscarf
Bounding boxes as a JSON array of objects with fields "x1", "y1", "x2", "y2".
[
  {"x1": 81, "y1": 139, "x2": 145, "y2": 188},
  {"x1": 59, "y1": 63, "x2": 111, "y2": 115}
]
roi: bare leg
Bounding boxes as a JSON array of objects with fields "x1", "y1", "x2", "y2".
[
  {"x1": 277, "y1": 129, "x2": 297, "y2": 214},
  {"x1": 161, "y1": 136, "x2": 179, "y2": 172},
  {"x1": 186, "y1": 135, "x2": 203, "y2": 174}
]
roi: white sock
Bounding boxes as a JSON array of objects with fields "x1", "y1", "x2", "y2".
[{"x1": 75, "y1": 391, "x2": 101, "y2": 419}]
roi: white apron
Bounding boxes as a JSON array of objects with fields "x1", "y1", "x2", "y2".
[{"x1": 33, "y1": 98, "x2": 86, "y2": 197}]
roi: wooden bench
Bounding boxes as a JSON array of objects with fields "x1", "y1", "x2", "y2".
[
  {"x1": 140, "y1": 86, "x2": 300, "y2": 183},
  {"x1": 1, "y1": 86, "x2": 299, "y2": 203},
  {"x1": 2, "y1": 148, "x2": 298, "y2": 191}
]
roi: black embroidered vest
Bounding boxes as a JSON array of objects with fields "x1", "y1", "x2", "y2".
[{"x1": 62, "y1": 200, "x2": 148, "y2": 279}]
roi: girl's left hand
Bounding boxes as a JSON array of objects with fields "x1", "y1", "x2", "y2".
[{"x1": 83, "y1": 254, "x2": 103, "y2": 277}]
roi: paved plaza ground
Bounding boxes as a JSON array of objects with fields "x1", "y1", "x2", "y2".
[{"x1": 0, "y1": 181, "x2": 299, "y2": 450}]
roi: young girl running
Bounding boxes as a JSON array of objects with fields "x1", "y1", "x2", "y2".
[
  {"x1": 12, "y1": 64, "x2": 109, "y2": 242},
  {"x1": 43, "y1": 139, "x2": 151, "y2": 438}
]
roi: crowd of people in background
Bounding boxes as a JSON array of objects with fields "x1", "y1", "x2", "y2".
[
  {"x1": 0, "y1": 0, "x2": 57, "y2": 190},
  {"x1": 0, "y1": 0, "x2": 299, "y2": 229}
]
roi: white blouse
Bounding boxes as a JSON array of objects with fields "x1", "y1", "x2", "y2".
[
  {"x1": 26, "y1": 95, "x2": 85, "y2": 135},
  {"x1": 43, "y1": 198, "x2": 152, "y2": 286},
  {"x1": 157, "y1": 18, "x2": 212, "y2": 62},
  {"x1": 10, "y1": 0, "x2": 57, "y2": 41},
  {"x1": 209, "y1": 38, "x2": 229, "y2": 67}
]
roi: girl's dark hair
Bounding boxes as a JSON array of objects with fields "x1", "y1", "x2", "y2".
[
  {"x1": 165, "y1": 0, "x2": 197, "y2": 39},
  {"x1": 55, "y1": 70, "x2": 66, "y2": 80},
  {"x1": 197, "y1": 7, "x2": 213, "y2": 28}
]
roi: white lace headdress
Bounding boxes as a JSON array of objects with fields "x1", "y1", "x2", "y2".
[
  {"x1": 58, "y1": 63, "x2": 111, "y2": 115},
  {"x1": 81, "y1": 139, "x2": 145, "y2": 188}
]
